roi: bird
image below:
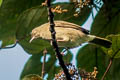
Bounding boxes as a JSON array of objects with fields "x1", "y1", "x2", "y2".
[{"x1": 30, "y1": 20, "x2": 112, "y2": 48}]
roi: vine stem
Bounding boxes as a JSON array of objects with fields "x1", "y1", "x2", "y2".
[{"x1": 46, "y1": 0, "x2": 72, "y2": 80}]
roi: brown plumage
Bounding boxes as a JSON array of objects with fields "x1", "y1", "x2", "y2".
[{"x1": 30, "y1": 20, "x2": 112, "y2": 48}]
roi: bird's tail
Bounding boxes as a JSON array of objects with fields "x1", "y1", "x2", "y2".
[{"x1": 89, "y1": 35, "x2": 112, "y2": 48}]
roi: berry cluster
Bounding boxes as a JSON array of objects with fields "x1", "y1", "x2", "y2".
[
  {"x1": 79, "y1": 67, "x2": 98, "y2": 80},
  {"x1": 76, "y1": 0, "x2": 91, "y2": 8},
  {"x1": 54, "y1": 63, "x2": 80, "y2": 80},
  {"x1": 51, "y1": 5, "x2": 68, "y2": 14},
  {"x1": 74, "y1": 0, "x2": 91, "y2": 17}
]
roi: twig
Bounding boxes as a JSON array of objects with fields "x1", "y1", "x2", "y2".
[
  {"x1": 101, "y1": 58, "x2": 112, "y2": 80},
  {"x1": 101, "y1": 48, "x2": 120, "y2": 80},
  {"x1": 41, "y1": 49, "x2": 47, "y2": 78},
  {"x1": 0, "y1": 40, "x2": 18, "y2": 50},
  {"x1": 46, "y1": 0, "x2": 72, "y2": 80},
  {"x1": 95, "y1": 47, "x2": 98, "y2": 68}
]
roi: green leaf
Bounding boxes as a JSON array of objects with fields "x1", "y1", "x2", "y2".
[
  {"x1": 0, "y1": 0, "x2": 44, "y2": 16},
  {"x1": 76, "y1": 44, "x2": 110, "y2": 79},
  {"x1": 20, "y1": 48, "x2": 73, "y2": 80},
  {"x1": 0, "y1": 0, "x2": 44, "y2": 47},
  {"x1": 63, "y1": 50, "x2": 73, "y2": 63},
  {"x1": 22, "y1": 74, "x2": 42, "y2": 80},
  {"x1": 102, "y1": 34, "x2": 120, "y2": 58},
  {"x1": 16, "y1": 6, "x2": 51, "y2": 54},
  {"x1": 20, "y1": 54, "x2": 43, "y2": 79},
  {"x1": 0, "y1": 15, "x2": 17, "y2": 47},
  {"x1": 90, "y1": 2, "x2": 120, "y2": 37},
  {"x1": 16, "y1": 3, "x2": 91, "y2": 54},
  {"x1": 0, "y1": 0, "x2": 2, "y2": 7}
]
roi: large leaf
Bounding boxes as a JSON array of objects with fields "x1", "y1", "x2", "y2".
[
  {"x1": 20, "y1": 48, "x2": 73, "y2": 80},
  {"x1": 16, "y1": 3, "x2": 91, "y2": 54},
  {"x1": 77, "y1": 44, "x2": 120, "y2": 80},
  {"x1": 0, "y1": 0, "x2": 44, "y2": 47},
  {"x1": 90, "y1": 1, "x2": 120, "y2": 37},
  {"x1": 102, "y1": 34, "x2": 120, "y2": 58},
  {"x1": 0, "y1": 0, "x2": 44, "y2": 17},
  {"x1": 76, "y1": 44, "x2": 110, "y2": 80}
]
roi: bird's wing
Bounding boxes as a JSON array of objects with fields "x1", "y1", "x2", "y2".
[{"x1": 54, "y1": 21, "x2": 90, "y2": 34}]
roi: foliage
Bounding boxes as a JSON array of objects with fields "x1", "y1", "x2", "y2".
[
  {"x1": 0, "y1": 0, "x2": 120, "y2": 80},
  {"x1": 77, "y1": 44, "x2": 110, "y2": 79}
]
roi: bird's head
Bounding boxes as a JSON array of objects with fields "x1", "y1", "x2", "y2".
[{"x1": 29, "y1": 29, "x2": 40, "y2": 43}]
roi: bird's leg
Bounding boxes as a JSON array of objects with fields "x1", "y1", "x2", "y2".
[
  {"x1": 51, "y1": 38, "x2": 70, "y2": 56},
  {"x1": 50, "y1": 39, "x2": 65, "y2": 46},
  {"x1": 61, "y1": 47, "x2": 70, "y2": 56},
  {"x1": 56, "y1": 38, "x2": 70, "y2": 56},
  {"x1": 57, "y1": 39, "x2": 66, "y2": 42}
]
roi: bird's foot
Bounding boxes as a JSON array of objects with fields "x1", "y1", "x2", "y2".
[
  {"x1": 60, "y1": 52, "x2": 65, "y2": 56},
  {"x1": 60, "y1": 47, "x2": 70, "y2": 56}
]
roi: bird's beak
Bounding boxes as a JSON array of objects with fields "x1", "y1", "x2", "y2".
[{"x1": 29, "y1": 36, "x2": 35, "y2": 43}]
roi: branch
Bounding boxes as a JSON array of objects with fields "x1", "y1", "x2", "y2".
[
  {"x1": 41, "y1": 49, "x2": 47, "y2": 78},
  {"x1": 46, "y1": 0, "x2": 72, "y2": 80},
  {"x1": 101, "y1": 59, "x2": 112, "y2": 80},
  {"x1": 101, "y1": 48, "x2": 120, "y2": 80},
  {"x1": 95, "y1": 47, "x2": 98, "y2": 68}
]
